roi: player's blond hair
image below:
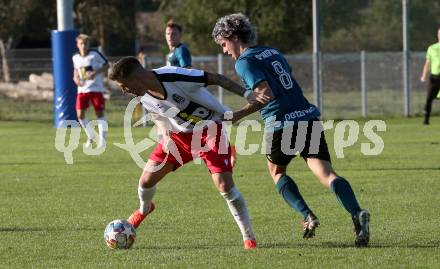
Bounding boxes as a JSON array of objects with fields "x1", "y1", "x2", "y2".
[
  {"x1": 76, "y1": 34, "x2": 90, "y2": 43},
  {"x1": 212, "y1": 13, "x2": 257, "y2": 45}
]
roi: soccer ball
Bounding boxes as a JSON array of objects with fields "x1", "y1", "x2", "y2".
[{"x1": 104, "y1": 219, "x2": 136, "y2": 249}]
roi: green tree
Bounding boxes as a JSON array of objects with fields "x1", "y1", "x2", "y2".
[
  {"x1": 408, "y1": 0, "x2": 440, "y2": 50},
  {"x1": 0, "y1": 0, "x2": 55, "y2": 81},
  {"x1": 321, "y1": 0, "x2": 440, "y2": 52},
  {"x1": 160, "y1": 0, "x2": 312, "y2": 54},
  {"x1": 74, "y1": 0, "x2": 136, "y2": 55}
]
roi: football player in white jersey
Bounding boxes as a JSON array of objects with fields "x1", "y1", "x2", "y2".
[
  {"x1": 109, "y1": 56, "x2": 270, "y2": 249},
  {"x1": 72, "y1": 34, "x2": 108, "y2": 148}
]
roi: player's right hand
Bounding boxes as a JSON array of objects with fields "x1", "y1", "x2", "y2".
[{"x1": 246, "y1": 91, "x2": 272, "y2": 104}]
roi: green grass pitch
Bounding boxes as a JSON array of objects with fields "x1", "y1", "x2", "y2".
[{"x1": 0, "y1": 117, "x2": 439, "y2": 268}]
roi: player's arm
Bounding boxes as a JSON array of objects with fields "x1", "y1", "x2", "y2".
[
  {"x1": 73, "y1": 68, "x2": 83, "y2": 86},
  {"x1": 205, "y1": 72, "x2": 271, "y2": 104},
  {"x1": 149, "y1": 112, "x2": 170, "y2": 138},
  {"x1": 420, "y1": 59, "x2": 430, "y2": 82},
  {"x1": 149, "y1": 112, "x2": 173, "y2": 152},
  {"x1": 226, "y1": 81, "x2": 274, "y2": 123}
]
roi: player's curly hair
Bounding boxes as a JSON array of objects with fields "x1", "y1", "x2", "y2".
[
  {"x1": 108, "y1": 56, "x2": 142, "y2": 81},
  {"x1": 212, "y1": 13, "x2": 257, "y2": 45}
]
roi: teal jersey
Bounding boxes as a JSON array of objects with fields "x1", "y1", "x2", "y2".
[
  {"x1": 167, "y1": 43, "x2": 192, "y2": 67},
  {"x1": 235, "y1": 46, "x2": 320, "y2": 130}
]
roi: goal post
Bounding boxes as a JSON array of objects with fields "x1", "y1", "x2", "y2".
[{"x1": 52, "y1": 0, "x2": 78, "y2": 127}]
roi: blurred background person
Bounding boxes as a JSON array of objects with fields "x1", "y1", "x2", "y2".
[
  {"x1": 165, "y1": 20, "x2": 192, "y2": 68},
  {"x1": 420, "y1": 27, "x2": 440, "y2": 125},
  {"x1": 73, "y1": 34, "x2": 109, "y2": 148}
]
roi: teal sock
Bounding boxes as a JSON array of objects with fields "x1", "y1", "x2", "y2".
[
  {"x1": 275, "y1": 175, "x2": 312, "y2": 219},
  {"x1": 330, "y1": 177, "x2": 361, "y2": 216}
]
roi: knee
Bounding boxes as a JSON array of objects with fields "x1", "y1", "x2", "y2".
[
  {"x1": 271, "y1": 172, "x2": 285, "y2": 182},
  {"x1": 216, "y1": 180, "x2": 232, "y2": 193},
  {"x1": 96, "y1": 110, "x2": 104, "y2": 118},
  {"x1": 77, "y1": 110, "x2": 84, "y2": 119},
  {"x1": 321, "y1": 174, "x2": 338, "y2": 188},
  {"x1": 139, "y1": 178, "x2": 156, "y2": 188},
  {"x1": 139, "y1": 172, "x2": 158, "y2": 188},
  {"x1": 267, "y1": 164, "x2": 286, "y2": 182},
  {"x1": 213, "y1": 172, "x2": 234, "y2": 193}
]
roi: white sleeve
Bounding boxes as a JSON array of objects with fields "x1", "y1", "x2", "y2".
[
  {"x1": 92, "y1": 51, "x2": 108, "y2": 70},
  {"x1": 184, "y1": 87, "x2": 229, "y2": 114}
]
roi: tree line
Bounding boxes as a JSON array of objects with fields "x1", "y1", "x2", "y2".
[{"x1": 1, "y1": 0, "x2": 439, "y2": 59}]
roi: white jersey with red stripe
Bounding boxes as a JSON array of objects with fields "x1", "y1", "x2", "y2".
[{"x1": 140, "y1": 66, "x2": 229, "y2": 133}]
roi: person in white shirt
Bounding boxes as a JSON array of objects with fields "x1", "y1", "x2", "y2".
[
  {"x1": 72, "y1": 34, "x2": 108, "y2": 148},
  {"x1": 108, "y1": 56, "x2": 270, "y2": 249}
]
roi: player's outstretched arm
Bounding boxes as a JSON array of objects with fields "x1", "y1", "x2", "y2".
[
  {"x1": 206, "y1": 72, "x2": 246, "y2": 96},
  {"x1": 206, "y1": 72, "x2": 272, "y2": 104}
]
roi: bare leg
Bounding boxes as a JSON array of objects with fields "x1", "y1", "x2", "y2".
[
  {"x1": 77, "y1": 108, "x2": 94, "y2": 140},
  {"x1": 212, "y1": 172, "x2": 255, "y2": 242},
  {"x1": 127, "y1": 161, "x2": 175, "y2": 228}
]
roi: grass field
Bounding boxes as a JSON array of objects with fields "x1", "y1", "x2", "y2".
[
  {"x1": 2, "y1": 89, "x2": 440, "y2": 125},
  {"x1": 1, "y1": 117, "x2": 439, "y2": 268}
]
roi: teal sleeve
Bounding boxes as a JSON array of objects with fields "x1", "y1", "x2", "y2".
[
  {"x1": 177, "y1": 46, "x2": 192, "y2": 67},
  {"x1": 235, "y1": 58, "x2": 266, "y2": 90}
]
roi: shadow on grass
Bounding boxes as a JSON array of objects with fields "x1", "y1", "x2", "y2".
[
  {"x1": 134, "y1": 243, "x2": 238, "y2": 251},
  {"x1": 344, "y1": 167, "x2": 440, "y2": 172},
  {"x1": 131, "y1": 240, "x2": 439, "y2": 251},
  {"x1": 260, "y1": 241, "x2": 440, "y2": 249}
]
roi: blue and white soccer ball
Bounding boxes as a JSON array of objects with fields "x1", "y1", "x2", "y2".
[{"x1": 104, "y1": 219, "x2": 136, "y2": 249}]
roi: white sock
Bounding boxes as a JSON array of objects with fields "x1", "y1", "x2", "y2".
[
  {"x1": 221, "y1": 187, "x2": 255, "y2": 241},
  {"x1": 138, "y1": 185, "x2": 156, "y2": 214},
  {"x1": 97, "y1": 117, "x2": 107, "y2": 142},
  {"x1": 78, "y1": 118, "x2": 94, "y2": 140}
]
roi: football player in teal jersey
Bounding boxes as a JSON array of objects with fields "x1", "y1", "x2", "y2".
[
  {"x1": 212, "y1": 13, "x2": 370, "y2": 247},
  {"x1": 165, "y1": 20, "x2": 192, "y2": 68}
]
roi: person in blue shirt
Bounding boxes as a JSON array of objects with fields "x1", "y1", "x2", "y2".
[
  {"x1": 212, "y1": 13, "x2": 370, "y2": 247},
  {"x1": 165, "y1": 20, "x2": 192, "y2": 68}
]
